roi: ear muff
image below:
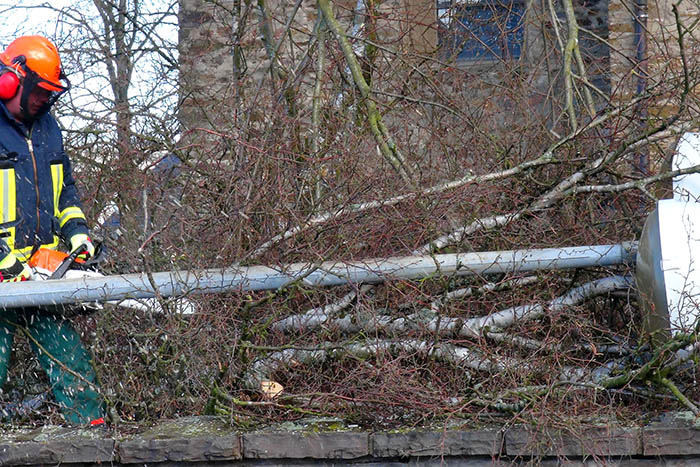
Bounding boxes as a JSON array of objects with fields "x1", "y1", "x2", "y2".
[{"x1": 0, "y1": 69, "x2": 19, "y2": 100}]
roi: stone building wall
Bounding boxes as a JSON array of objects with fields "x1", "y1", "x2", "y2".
[
  {"x1": 177, "y1": 0, "x2": 615, "y2": 121},
  {"x1": 608, "y1": 0, "x2": 700, "y2": 111},
  {"x1": 645, "y1": 0, "x2": 700, "y2": 117},
  {"x1": 177, "y1": 0, "x2": 437, "y2": 139},
  {"x1": 607, "y1": 0, "x2": 700, "y2": 173},
  {"x1": 608, "y1": 0, "x2": 639, "y2": 100},
  {"x1": 178, "y1": 0, "x2": 694, "y2": 144},
  {"x1": 178, "y1": 0, "x2": 236, "y2": 134}
]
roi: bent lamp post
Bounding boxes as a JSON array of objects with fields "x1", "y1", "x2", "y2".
[
  {"x1": 3, "y1": 133, "x2": 700, "y2": 341},
  {"x1": 0, "y1": 244, "x2": 635, "y2": 309}
]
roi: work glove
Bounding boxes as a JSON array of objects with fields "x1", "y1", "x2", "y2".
[
  {"x1": 69, "y1": 233, "x2": 95, "y2": 261},
  {"x1": 0, "y1": 252, "x2": 31, "y2": 282}
]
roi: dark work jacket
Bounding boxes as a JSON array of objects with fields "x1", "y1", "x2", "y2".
[{"x1": 0, "y1": 101, "x2": 88, "y2": 261}]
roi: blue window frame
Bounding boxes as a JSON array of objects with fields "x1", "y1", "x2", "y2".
[{"x1": 438, "y1": 0, "x2": 526, "y2": 61}]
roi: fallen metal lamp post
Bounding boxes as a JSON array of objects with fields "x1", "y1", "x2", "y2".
[{"x1": 0, "y1": 243, "x2": 637, "y2": 309}]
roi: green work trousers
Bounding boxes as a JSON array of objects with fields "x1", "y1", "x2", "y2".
[{"x1": 0, "y1": 308, "x2": 103, "y2": 425}]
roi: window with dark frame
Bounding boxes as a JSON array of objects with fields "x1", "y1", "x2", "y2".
[{"x1": 437, "y1": 0, "x2": 526, "y2": 61}]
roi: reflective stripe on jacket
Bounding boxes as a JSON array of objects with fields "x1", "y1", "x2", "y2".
[{"x1": 0, "y1": 102, "x2": 88, "y2": 261}]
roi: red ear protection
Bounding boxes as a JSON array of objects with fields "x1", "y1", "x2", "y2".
[{"x1": 0, "y1": 70, "x2": 19, "y2": 100}]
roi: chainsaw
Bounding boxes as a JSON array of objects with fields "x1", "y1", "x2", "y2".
[
  {"x1": 27, "y1": 243, "x2": 196, "y2": 315},
  {"x1": 28, "y1": 241, "x2": 105, "y2": 281}
]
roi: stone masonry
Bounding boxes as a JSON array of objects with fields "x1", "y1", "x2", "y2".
[
  {"x1": 178, "y1": 0, "x2": 693, "y2": 121},
  {"x1": 177, "y1": 0, "x2": 437, "y2": 136},
  {"x1": 3, "y1": 413, "x2": 700, "y2": 465}
]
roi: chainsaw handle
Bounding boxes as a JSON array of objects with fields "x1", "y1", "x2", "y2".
[{"x1": 83, "y1": 240, "x2": 106, "y2": 268}]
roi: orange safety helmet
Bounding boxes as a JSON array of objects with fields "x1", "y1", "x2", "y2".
[
  {"x1": 0, "y1": 35, "x2": 67, "y2": 91},
  {"x1": 0, "y1": 35, "x2": 70, "y2": 119}
]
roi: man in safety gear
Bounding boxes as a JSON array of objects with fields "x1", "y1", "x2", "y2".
[{"x1": 0, "y1": 36, "x2": 103, "y2": 426}]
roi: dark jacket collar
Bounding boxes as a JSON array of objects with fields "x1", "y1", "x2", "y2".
[{"x1": 0, "y1": 100, "x2": 35, "y2": 137}]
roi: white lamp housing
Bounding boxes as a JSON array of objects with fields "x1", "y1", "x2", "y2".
[{"x1": 637, "y1": 132, "x2": 700, "y2": 336}]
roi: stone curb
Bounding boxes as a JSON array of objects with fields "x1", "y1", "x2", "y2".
[
  {"x1": 504, "y1": 425, "x2": 641, "y2": 457},
  {"x1": 243, "y1": 431, "x2": 368, "y2": 459},
  {"x1": 116, "y1": 416, "x2": 241, "y2": 463},
  {"x1": 2, "y1": 415, "x2": 700, "y2": 464},
  {"x1": 371, "y1": 429, "x2": 503, "y2": 458},
  {"x1": 0, "y1": 426, "x2": 115, "y2": 465},
  {"x1": 643, "y1": 421, "x2": 700, "y2": 456}
]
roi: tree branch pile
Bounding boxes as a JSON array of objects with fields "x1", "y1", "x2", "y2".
[{"x1": 3, "y1": 0, "x2": 700, "y2": 430}]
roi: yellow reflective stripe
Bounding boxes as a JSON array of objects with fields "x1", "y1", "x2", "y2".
[
  {"x1": 58, "y1": 206, "x2": 86, "y2": 227},
  {"x1": 0, "y1": 168, "x2": 15, "y2": 223},
  {"x1": 0, "y1": 168, "x2": 16, "y2": 251},
  {"x1": 14, "y1": 237, "x2": 60, "y2": 261},
  {"x1": 51, "y1": 163, "x2": 63, "y2": 217}
]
